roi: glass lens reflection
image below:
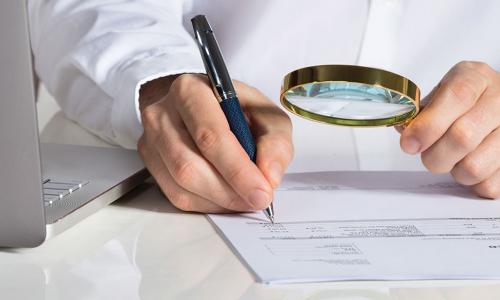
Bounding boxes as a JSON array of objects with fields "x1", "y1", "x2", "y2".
[{"x1": 284, "y1": 82, "x2": 415, "y2": 120}]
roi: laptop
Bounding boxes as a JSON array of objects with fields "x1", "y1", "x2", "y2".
[{"x1": 0, "y1": 1, "x2": 150, "y2": 247}]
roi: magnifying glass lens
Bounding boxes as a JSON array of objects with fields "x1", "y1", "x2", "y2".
[
  {"x1": 285, "y1": 82, "x2": 415, "y2": 120},
  {"x1": 281, "y1": 65, "x2": 420, "y2": 127}
]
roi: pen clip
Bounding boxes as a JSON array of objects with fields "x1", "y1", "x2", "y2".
[{"x1": 191, "y1": 15, "x2": 236, "y2": 102}]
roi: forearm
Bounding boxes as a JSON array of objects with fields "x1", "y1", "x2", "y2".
[{"x1": 28, "y1": 0, "x2": 204, "y2": 148}]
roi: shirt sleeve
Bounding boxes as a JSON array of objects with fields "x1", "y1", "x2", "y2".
[{"x1": 28, "y1": 0, "x2": 205, "y2": 148}]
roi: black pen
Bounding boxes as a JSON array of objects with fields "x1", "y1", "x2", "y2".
[{"x1": 191, "y1": 15, "x2": 274, "y2": 223}]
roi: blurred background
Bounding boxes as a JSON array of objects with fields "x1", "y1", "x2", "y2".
[{"x1": 37, "y1": 84, "x2": 111, "y2": 147}]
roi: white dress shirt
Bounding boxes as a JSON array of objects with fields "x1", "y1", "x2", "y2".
[{"x1": 28, "y1": 0, "x2": 500, "y2": 172}]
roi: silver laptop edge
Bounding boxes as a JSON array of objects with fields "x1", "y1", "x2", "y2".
[
  {"x1": 41, "y1": 143, "x2": 150, "y2": 239},
  {"x1": 0, "y1": 1, "x2": 149, "y2": 247},
  {"x1": 0, "y1": 0, "x2": 46, "y2": 247}
]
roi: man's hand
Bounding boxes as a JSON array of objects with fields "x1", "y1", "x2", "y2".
[
  {"x1": 400, "y1": 61, "x2": 500, "y2": 199},
  {"x1": 138, "y1": 74, "x2": 293, "y2": 212}
]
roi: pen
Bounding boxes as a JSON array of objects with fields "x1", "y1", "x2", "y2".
[{"x1": 191, "y1": 15, "x2": 274, "y2": 223}]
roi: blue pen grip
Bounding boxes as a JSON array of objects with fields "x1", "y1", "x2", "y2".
[{"x1": 220, "y1": 97, "x2": 257, "y2": 162}]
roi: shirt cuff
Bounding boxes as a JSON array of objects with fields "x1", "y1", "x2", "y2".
[{"x1": 110, "y1": 52, "x2": 205, "y2": 149}]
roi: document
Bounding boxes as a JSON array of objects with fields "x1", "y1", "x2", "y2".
[{"x1": 208, "y1": 172, "x2": 500, "y2": 284}]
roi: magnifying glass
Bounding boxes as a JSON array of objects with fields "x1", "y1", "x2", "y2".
[{"x1": 280, "y1": 65, "x2": 421, "y2": 126}]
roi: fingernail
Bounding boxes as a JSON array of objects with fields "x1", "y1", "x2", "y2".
[
  {"x1": 402, "y1": 136, "x2": 421, "y2": 154},
  {"x1": 248, "y1": 189, "x2": 269, "y2": 208},
  {"x1": 268, "y1": 161, "x2": 283, "y2": 187}
]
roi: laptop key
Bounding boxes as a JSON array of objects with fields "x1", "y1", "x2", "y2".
[
  {"x1": 48, "y1": 179, "x2": 89, "y2": 189},
  {"x1": 44, "y1": 182, "x2": 79, "y2": 193},
  {"x1": 43, "y1": 188, "x2": 70, "y2": 198},
  {"x1": 42, "y1": 179, "x2": 89, "y2": 206},
  {"x1": 43, "y1": 194, "x2": 60, "y2": 206}
]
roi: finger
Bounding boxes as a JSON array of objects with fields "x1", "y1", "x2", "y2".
[
  {"x1": 394, "y1": 85, "x2": 437, "y2": 135},
  {"x1": 137, "y1": 136, "x2": 229, "y2": 213},
  {"x1": 255, "y1": 124, "x2": 294, "y2": 188},
  {"x1": 451, "y1": 127, "x2": 500, "y2": 185},
  {"x1": 171, "y1": 74, "x2": 273, "y2": 210},
  {"x1": 473, "y1": 168, "x2": 500, "y2": 199},
  {"x1": 235, "y1": 82, "x2": 294, "y2": 188},
  {"x1": 149, "y1": 98, "x2": 254, "y2": 211},
  {"x1": 394, "y1": 124, "x2": 406, "y2": 134},
  {"x1": 420, "y1": 90, "x2": 500, "y2": 173},
  {"x1": 401, "y1": 61, "x2": 494, "y2": 154}
]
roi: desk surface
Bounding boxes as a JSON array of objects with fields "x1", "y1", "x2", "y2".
[{"x1": 1, "y1": 90, "x2": 499, "y2": 300}]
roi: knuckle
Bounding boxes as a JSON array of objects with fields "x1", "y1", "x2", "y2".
[
  {"x1": 169, "y1": 74, "x2": 193, "y2": 94},
  {"x1": 408, "y1": 120, "x2": 429, "y2": 137},
  {"x1": 406, "y1": 120, "x2": 437, "y2": 146},
  {"x1": 270, "y1": 134, "x2": 295, "y2": 162},
  {"x1": 225, "y1": 195, "x2": 246, "y2": 211},
  {"x1": 448, "y1": 120, "x2": 476, "y2": 151},
  {"x1": 447, "y1": 61, "x2": 493, "y2": 99},
  {"x1": 457, "y1": 156, "x2": 485, "y2": 183},
  {"x1": 169, "y1": 192, "x2": 193, "y2": 211},
  {"x1": 476, "y1": 180, "x2": 500, "y2": 199},
  {"x1": 140, "y1": 105, "x2": 159, "y2": 127},
  {"x1": 227, "y1": 165, "x2": 247, "y2": 185},
  {"x1": 194, "y1": 127, "x2": 222, "y2": 153},
  {"x1": 461, "y1": 61, "x2": 493, "y2": 75},
  {"x1": 170, "y1": 156, "x2": 196, "y2": 188},
  {"x1": 240, "y1": 81, "x2": 257, "y2": 93},
  {"x1": 454, "y1": 61, "x2": 491, "y2": 73},
  {"x1": 236, "y1": 81, "x2": 262, "y2": 97},
  {"x1": 170, "y1": 73, "x2": 206, "y2": 96},
  {"x1": 455, "y1": 60, "x2": 479, "y2": 70},
  {"x1": 472, "y1": 61, "x2": 492, "y2": 74},
  {"x1": 421, "y1": 151, "x2": 445, "y2": 174},
  {"x1": 445, "y1": 77, "x2": 479, "y2": 104}
]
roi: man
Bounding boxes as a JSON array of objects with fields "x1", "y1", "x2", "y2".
[{"x1": 29, "y1": 0, "x2": 500, "y2": 213}]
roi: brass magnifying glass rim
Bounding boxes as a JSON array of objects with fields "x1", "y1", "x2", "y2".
[{"x1": 280, "y1": 64, "x2": 421, "y2": 126}]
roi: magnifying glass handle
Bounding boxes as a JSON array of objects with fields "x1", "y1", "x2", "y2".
[{"x1": 220, "y1": 96, "x2": 256, "y2": 162}]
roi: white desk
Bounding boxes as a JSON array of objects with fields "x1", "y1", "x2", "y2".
[{"x1": 1, "y1": 88, "x2": 499, "y2": 299}]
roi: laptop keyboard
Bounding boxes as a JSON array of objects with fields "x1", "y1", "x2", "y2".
[{"x1": 42, "y1": 179, "x2": 89, "y2": 207}]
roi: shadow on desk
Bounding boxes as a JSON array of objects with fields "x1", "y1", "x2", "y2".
[{"x1": 112, "y1": 180, "x2": 206, "y2": 218}]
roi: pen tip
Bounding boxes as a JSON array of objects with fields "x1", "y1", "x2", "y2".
[{"x1": 263, "y1": 206, "x2": 275, "y2": 224}]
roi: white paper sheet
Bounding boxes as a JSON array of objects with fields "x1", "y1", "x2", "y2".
[{"x1": 208, "y1": 172, "x2": 500, "y2": 284}]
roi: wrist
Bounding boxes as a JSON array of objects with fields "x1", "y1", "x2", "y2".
[{"x1": 138, "y1": 75, "x2": 179, "y2": 111}]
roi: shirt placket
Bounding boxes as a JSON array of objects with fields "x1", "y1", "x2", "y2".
[{"x1": 352, "y1": 0, "x2": 406, "y2": 170}]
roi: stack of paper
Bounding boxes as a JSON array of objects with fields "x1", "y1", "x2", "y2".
[{"x1": 209, "y1": 172, "x2": 500, "y2": 284}]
